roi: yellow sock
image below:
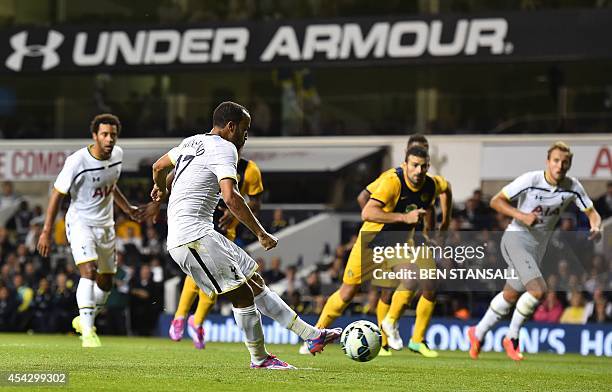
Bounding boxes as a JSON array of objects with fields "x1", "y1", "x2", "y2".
[
  {"x1": 376, "y1": 299, "x2": 391, "y2": 347},
  {"x1": 194, "y1": 290, "x2": 217, "y2": 325},
  {"x1": 174, "y1": 276, "x2": 199, "y2": 319},
  {"x1": 386, "y1": 289, "x2": 414, "y2": 324},
  {"x1": 412, "y1": 296, "x2": 436, "y2": 343},
  {"x1": 315, "y1": 290, "x2": 349, "y2": 328}
]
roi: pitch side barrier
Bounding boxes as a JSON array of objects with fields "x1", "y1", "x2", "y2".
[
  {"x1": 1, "y1": 134, "x2": 609, "y2": 202},
  {"x1": 156, "y1": 314, "x2": 612, "y2": 357}
]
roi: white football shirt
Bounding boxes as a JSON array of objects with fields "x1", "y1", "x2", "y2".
[
  {"x1": 166, "y1": 134, "x2": 238, "y2": 250},
  {"x1": 54, "y1": 146, "x2": 123, "y2": 227},
  {"x1": 503, "y1": 170, "x2": 593, "y2": 237}
]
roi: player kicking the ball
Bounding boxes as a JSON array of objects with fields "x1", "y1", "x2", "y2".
[
  {"x1": 468, "y1": 141, "x2": 601, "y2": 361},
  {"x1": 37, "y1": 114, "x2": 150, "y2": 348},
  {"x1": 167, "y1": 155, "x2": 264, "y2": 350},
  {"x1": 150, "y1": 102, "x2": 340, "y2": 369}
]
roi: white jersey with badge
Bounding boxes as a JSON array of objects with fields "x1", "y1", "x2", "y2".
[
  {"x1": 166, "y1": 134, "x2": 238, "y2": 250},
  {"x1": 502, "y1": 170, "x2": 593, "y2": 238},
  {"x1": 54, "y1": 146, "x2": 123, "y2": 227}
]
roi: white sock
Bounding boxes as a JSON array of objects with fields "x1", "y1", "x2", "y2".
[
  {"x1": 232, "y1": 305, "x2": 268, "y2": 365},
  {"x1": 76, "y1": 278, "x2": 96, "y2": 335},
  {"x1": 254, "y1": 287, "x2": 319, "y2": 340},
  {"x1": 94, "y1": 284, "x2": 110, "y2": 317},
  {"x1": 507, "y1": 292, "x2": 540, "y2": 340},
  {"x1": 475, "y1": 292, "x2": 513, "y2": 341}
]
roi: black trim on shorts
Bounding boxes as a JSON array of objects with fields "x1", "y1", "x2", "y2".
[
  {"x1": 501, "y1": 242, "x2": 518, "y2": 284},
  {"x1": 502, "y1": 242, "x2": 512, "y2": 266},
  {"x1": 188, "y1": 247, "x2": 222, "y2": 293}
]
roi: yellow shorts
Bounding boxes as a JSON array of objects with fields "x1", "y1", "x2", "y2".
[{"x1": 343, "y1": 232, "x2": 373, "y2": 285}]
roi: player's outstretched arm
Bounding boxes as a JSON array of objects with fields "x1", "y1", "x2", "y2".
[
  {"x1": 584, "y1": 207, "x2": 602, "y2": 241},
  {"x1": 490, "y1": 191, "x2": 539, "y2": 227},
  {"x1": 37, "y1": 188, "x2": 65, "y2": 257},
  {"x1": 219, "y1": 178, "x2": 277, "y2": 250},
  {"x1": 362, "y1": 199, "x2": 426, "y2": 225}
]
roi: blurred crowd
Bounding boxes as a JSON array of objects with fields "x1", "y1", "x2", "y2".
[
  {"x1": 0, "y1": 181, "x2": 610, "y2": 337},
  {"x1": 0, "y1": 182, "x2": 167, "y2": 335},
  {"x1": 0, "y1": 181, "x2": 298, "y2": 335}
]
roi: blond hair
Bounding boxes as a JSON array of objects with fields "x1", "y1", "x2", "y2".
[{"x1": 547, "y1": 141, "x2": 573, "y2": 160}]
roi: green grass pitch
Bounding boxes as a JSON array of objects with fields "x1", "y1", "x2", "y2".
[{"x1": 0, "y1": 333, "x2": 610, "y2": 391}]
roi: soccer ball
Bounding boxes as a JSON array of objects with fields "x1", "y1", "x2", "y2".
[{"x1": 340, "y1": 320, "x2": 382, "y2": 362}]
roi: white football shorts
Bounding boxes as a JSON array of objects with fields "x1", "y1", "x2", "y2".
[
  {"x1": 168, "y1": 230, "x2": 257, "y2": 297},
  {"x1": 500, "y1": 231, "x2": 548, "y2": 291},
  {"x1": 66, "y1": 219, "x2": 116, "y2": 274}
]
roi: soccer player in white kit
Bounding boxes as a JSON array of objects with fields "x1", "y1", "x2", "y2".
[
  {"x1": 150, "y1": 101, "x2": 340, "y2": 369},
  {"x1": 37, "y1": 114, "x2": 147, "y2": 347},
  {"x1": 468, "y1": 142, "x2": 602, "y2": 361}
]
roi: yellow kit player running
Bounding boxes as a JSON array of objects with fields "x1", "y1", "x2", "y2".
[
  {"x1": 356, "y1": 135, "x2": 452, "y2": 357},
  {"x1": 169, "y1": 157, "x2": 263, "y2": 349},
  {"x1": 305, "y1": 145, "x2": 447, "y2": 355}
]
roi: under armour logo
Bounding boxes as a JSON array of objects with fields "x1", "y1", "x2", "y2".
[
  {"x1": 92, "y1": 176, "x2": 100, "y2": 182},
  {"x1": 6, "y1": 30, "x2": 64, "y2": 71}
]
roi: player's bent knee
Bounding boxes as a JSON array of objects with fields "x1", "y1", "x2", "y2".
[
  {"x1": 247, "y1": 280, "x2": 263, "y2": 296},
  {"x1": 528, "y1": 289, "x2": 546, "y2": 301},
  {"x1": 247, "y1": 273, "x2": 265, "y2": 296},
  {"x1": 525, "y1": 278, "x2": 547, "y2": 300},
  {"x1": 420, "y1": 279, "x2": 437, "y2": 292},
  {"x1": 78, "y1": 262, "x2": 97, "y2": 280},
  {"x1": 502, "y1": 289, "x2": 520, "y2": 304},
  {"x1": 380, "y1": 289, "x2": 393, "y2": 304},
  {"x1": 249, "y1": 272, "x2": 265, "y2": 286},
  {"x1": 421, "y1": 290, "x2": 436, "y2": 301},
  {"x1": 224, "y1": 282, "x2": 255, "y2": 308},
  {"x1": 400, "y1": 279, "x2": 417, "y2": 291}
]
